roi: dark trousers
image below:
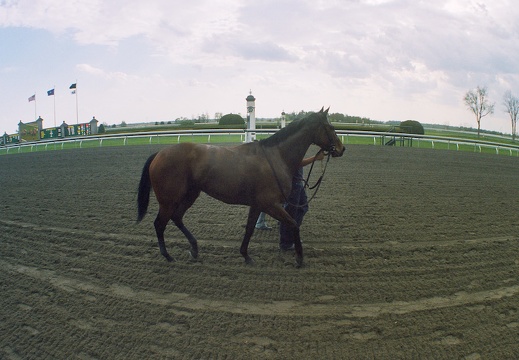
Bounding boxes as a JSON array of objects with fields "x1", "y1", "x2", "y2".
[{"x1": 279, "y1": 180, "x2": 308, "y2": 248}]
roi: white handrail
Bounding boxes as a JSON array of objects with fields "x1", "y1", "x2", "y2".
[{"x1": 1, "y1": 129, "x2": 518, "y2": 157}]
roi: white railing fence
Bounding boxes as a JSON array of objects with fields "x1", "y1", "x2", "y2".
[{"x1": 2, "y1": 129, "x2": 519, "y2": 157}]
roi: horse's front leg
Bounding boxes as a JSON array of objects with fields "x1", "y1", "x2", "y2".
[{"x1": 240, "y1": 207, "x2": 261, "y2": 265}]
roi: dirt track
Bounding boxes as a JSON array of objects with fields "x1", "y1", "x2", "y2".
[{"x1": 1, "y1": 144, "x2": 518, "y2": 359}]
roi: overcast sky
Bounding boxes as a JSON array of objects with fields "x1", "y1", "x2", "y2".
[{"x1": 1, "y1": 0, "x2": 519, "y2": 134}]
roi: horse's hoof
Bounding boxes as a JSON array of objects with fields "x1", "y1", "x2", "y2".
[
  {"x1": 164, "y1": 254, "x2": 174, "y2": 262},
  {"x1": 245, "y1": 256, "x2": 255, "y2": 265},
  {"x1": 189, "y1": 250, "x2": 198, "y2": 260},
  {"x1": 295, "y1": 257, "x2": 303, "y2": 268}
]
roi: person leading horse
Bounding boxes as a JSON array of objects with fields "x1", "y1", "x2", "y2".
[{"x1": 137, "y1": 107, "x2": 345, "y2": 267}]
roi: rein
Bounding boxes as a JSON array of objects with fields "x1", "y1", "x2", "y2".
[
  {"x1": 303, "y1": 149, "x2": 332, "y2": 203},
  {"x1": 261, "y1": 146, "x2": 332, "y2": 208}
]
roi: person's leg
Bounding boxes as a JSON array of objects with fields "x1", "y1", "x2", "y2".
[
  {"x1": 279, "y1": 183, "x2": 303, "y2": 250},
  {"x1": 279, "y1": 206, "x2": 295, "y2": 250},
  {"x1": 255, "y1": 212, "x2": 272, "y2": 230},
  {"x1": 294, "y1": 189, "x2": 308, "y2": 227}
]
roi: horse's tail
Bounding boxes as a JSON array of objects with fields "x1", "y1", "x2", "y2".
[{"x1": 137, "y1": 153, "x2": 157, "y2": 222}]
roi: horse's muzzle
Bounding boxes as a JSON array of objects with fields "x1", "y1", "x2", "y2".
[{"x1": 331, "y1": 146, "x2": 345, "y2": 157}]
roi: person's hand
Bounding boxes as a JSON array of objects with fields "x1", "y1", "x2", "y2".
[{"x1": 315, "y1": 151, "x2": 325, "y2": 161}]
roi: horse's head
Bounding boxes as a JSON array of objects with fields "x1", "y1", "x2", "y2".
[{"x1": 313, "y1": 107, "x2": 345, "y2": 157}]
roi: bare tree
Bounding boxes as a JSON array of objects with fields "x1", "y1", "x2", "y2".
[
  {"x1": 463, "y1": 86, "x2": 495, "y2": 137},
  {"x1": 503, "y1": 90, "x2": 519, "y2": 141}
]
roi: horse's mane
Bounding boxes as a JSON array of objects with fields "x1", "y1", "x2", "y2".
[{"x1": 259, "y1": 112, "x2": 320, "y2": 148}]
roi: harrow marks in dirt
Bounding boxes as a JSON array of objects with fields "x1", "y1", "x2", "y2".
[{"x1": 1, "y1": 145, "x2": 518, "y2": 359}]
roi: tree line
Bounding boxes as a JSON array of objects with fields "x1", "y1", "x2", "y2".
[{"x1": 284, "y1": 110, "x2": 374, "y2": 124}]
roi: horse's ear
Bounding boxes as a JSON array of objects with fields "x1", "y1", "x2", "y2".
[
  {"x1": 319, "y1": 107, "x2": 324, "y2": 113},
  {"x1": 324, "y1": 106, "x2": 330, "y2": 114}
]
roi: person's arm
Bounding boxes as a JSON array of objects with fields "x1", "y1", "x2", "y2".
[{"x1": 300, "y1": 151, "x2": 325, "y2": 167}]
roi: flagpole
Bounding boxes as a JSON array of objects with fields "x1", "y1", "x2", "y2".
[
  {"x1": 34, "y1": 92, "x2": 37, "y2": 120},
  {"x1": 53, "y1": 85, "x2": 56, "y2": 127},
  {"x1": 75, "y1": 80, "x2": 79, "y2": 124}
]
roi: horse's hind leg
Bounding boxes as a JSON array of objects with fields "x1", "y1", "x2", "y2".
[
  {"x1": 174, "y1": 221, "x2": 198, "y2": 259},
  {"x1": 240, "y1": 207, "x2": 261, "y2": 265},
  {"x1": 172, "y1": 188, "x2": 200, "y2": 260},
  {"x1": 154, "y1": 205, "x2": 175, "y2": 262}
]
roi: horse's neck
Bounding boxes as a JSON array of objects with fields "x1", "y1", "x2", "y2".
[{"x1": 276, "y1": 131, "x2": 313, "y2": 174}]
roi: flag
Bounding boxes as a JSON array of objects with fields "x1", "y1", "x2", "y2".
[
  {"x1": 47, "y1": 89, "x2": 55, "y2": 96},
  {"x1": 70, "y1": 83, "x2": 77, "y2": 94},
  {"x1": 28, "y1": 94, "x2": 36, "y2": 102}
]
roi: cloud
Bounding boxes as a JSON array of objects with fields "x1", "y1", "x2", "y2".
[
  {"x1": 4, "y1": 0, "x2": 516, "y2": 82},
  {"x1": 0, "y1": 65, "x2": 18, "y2": 74},
  {"x1": 203, "y1": 34, "x2": 296, "y2": 62},
  {"x1": 77, "y1": 63, "x2": 135, "y2": 82},
  {"x1": 77, "y1": 63, "x2": 104, "y2": 76},
  {"x1": 2, "y1": 0, "x2": 519, "y2": 133}
]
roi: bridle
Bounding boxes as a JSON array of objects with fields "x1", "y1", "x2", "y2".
[
  {"x1": 261, "y1": 125, "x2": 336, "y2": 209},
  {"x1": 304, "y1": 124, "x2": 337, "y2": 195},
  {"x1": 322, "y1": 122, "x2": 338, "y2": 155}
]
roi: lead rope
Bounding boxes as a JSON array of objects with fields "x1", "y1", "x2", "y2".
[
  {"x1": 261, "y1": 146, "x2": 330, "y2": 209},
  {"x1": 302, "y1": 149, "x2": 331, "y2": 205}
]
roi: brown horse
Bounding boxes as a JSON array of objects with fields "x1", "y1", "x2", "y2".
[{"x1": 137, "y1": 107, "x2": 344, "y2": 267}]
